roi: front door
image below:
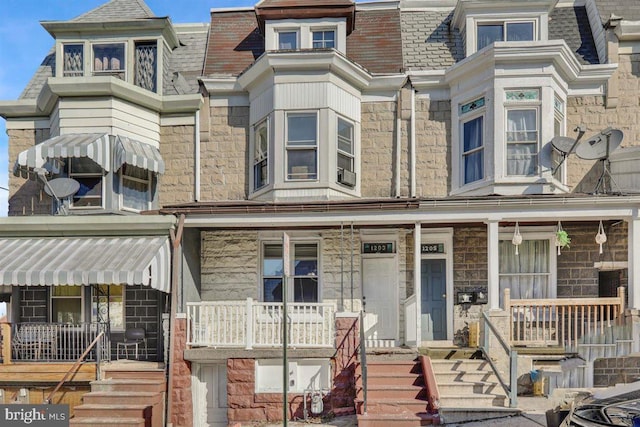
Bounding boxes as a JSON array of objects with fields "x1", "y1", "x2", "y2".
[
  {"x1": 362, "y1": 256, "x2": 397, "y2": 345},
  {"x1": 192, "y1": 363, "x2": 228, "y2": 427},
  {"x1": 421, "y1": 259, "x2": 447, "y2": 341}
]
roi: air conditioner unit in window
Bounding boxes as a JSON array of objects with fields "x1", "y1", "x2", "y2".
[{"x1": 337, "y1": 169, "x2": 356, "y2": 187}]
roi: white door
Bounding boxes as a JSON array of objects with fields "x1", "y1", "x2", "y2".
[
  {"x1": 192, "y1": 363, "x2": 228, "y2": 427},
  {"x1": 362, "y1": 257, "x2": 398, "y2": 345}
]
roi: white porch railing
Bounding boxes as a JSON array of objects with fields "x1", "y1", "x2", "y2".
[
  {"x1": 504, "y1": 287, "x2": 626, "y2": 349},
  {"x1": 187, "y1": 299, "x2": 336, "y2": 349}
]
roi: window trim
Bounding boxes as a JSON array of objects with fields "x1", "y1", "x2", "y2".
[
  {"x1": 253, "y1": 119, "x2": 270, "y2": 191},
  {"x1": 337, "y1": 116, "x2": 355, "y2": 185},
  {"x1": 505, "y1": 106, "x2": 540, "y2": 177},
  {"x1": 259, "y1": 238, "x2": 321, "y2": 303},
  {"x1": 285, "y1": 111, "x2": 318, "y2": 182},
  {"x1": 471, "y1": 18, "x2": 539, "y2": 55},
  {"x1": 50, "y1": 285, "x2": 85, "y2": 324},
  {"x1": 461, "y1": 113, "x2": 485, "y2": 185},
  {"x1": 119, "y1": 165, "x2": 152, "y2": 213}
]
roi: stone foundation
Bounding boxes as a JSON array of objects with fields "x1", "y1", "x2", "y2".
[{"x1": 170, "y1": 316, "x2": 193, "y2": 427}]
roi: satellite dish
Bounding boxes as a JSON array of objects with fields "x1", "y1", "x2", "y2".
[
  {"x1": 551, "y1": 136, "x2": 579, "y2": 155},
  {"x1": 43, "y1": 177, "x2": 80, "y2": 198},
  {"x1": 575, "y1": 128, "x2": 623, "y2": 160}
]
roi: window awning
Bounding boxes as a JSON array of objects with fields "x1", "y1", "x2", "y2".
[
  {"x1": 0, "y1": 236, "x2": 171, "y2": 292},
  {"x1": 114, "y1": 136, "x2": 165, "y2": 174},
  {"x1": 15, "y1": 133, "x2": 112, "y2": 177}
]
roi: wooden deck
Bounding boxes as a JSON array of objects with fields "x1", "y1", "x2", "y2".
[{"x1": 0, "y1": 362, "x2": 96, "y2": 384}]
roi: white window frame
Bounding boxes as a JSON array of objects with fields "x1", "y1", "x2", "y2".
[
  {"x1": 120, "y1": 165, "x2": 152, "y2": 213},
  {"x1": 337, "y1": 116, "x2": 355, "y2": 181},
  {"x1": 498, "y1": 227, "x2": 557, "y2": 304},
  {"x1": 552, "y1": 96, "x2": 566, "y2": 184},
  {"x1": 312, "y1": 29, "x2": 336, "y2": 49},
  {"x1": 253, "y1": 119, "x2": 269, "y2": 191},
  {"x1": 461, "y1": 111, "x2": 485, "y2": 186},
  {"x1": 259, "y1": 237, "x2": 322, "y2": 303},
  {"x1": 265, "y1": 19, "x2": 346, "y2": 53},
  {"x1": 68, "y1": 157, "x2": 105, "y2": 210},
  {"x1": 505, "y1": 107, "x2": 539, "y2": 177},
  {"x1": 476, "y1": 20, "x2": 537, "y2": 51},
  {"x1": 286, "y1": 111, "x2": 318, "y2": 182},
  {"x1": 277, "y1": 29, "x2": 299, "y2": 50},
  {"x1": 91, "y1": 41, "x2": 126, "y2": 79},
  {"x1": 255, "y1": 359, "x2": 330, "y2": 393},
  {"x1": 50, "y1": 286, "x2": 85, "y2": 324}
]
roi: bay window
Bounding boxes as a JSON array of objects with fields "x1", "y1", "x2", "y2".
[
  {"x1": 506, "y1": 109, "x2": 538, "y2": 176},
  {"x1": 462, "y1": 116, "x2": 484, "y2": 184},
  {"x1": 286, "y1": 112, "x2": 318, "y2": 180},
  {"x1": 121, "y1": 165, "x2": 151, "y2": 212},
  {"x1": 337, "y1": 117, "x2": 355, "y2": 186},
  {"x1": 253, "y1": 120, "x2": 269, "y2": 190}
]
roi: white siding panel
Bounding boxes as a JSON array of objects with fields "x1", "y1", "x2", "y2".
[
  {"x1": 275, "y1": 82, "x2": 360, "y2": 119},
  {"x1": 49, "y1": 104, "x2": 60, "y2": 137},
  {"x1": 250, "y1": 86, "x2": 274, "y2": 124}
]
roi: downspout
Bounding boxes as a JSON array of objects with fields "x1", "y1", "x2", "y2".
[
  {"x1": 195, "y1": 110, "x2": 201, "y2": 201},
  {"x1": 166, "y1": 214, "x2": 186, "y2": 425},
  {"x1": 395, "y1": 87, "x2": 402, "y2": 198},
  {"x1": 410, "y1": 87, "x2": 416, "y2": 198}
]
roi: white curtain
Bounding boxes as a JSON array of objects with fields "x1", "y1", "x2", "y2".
[
  {"x1": 499, "y1": 239, "x2": 550, "y2": 306},
  {"x1": 506, "y1": 110, "x2": 537, "y2": 175}
]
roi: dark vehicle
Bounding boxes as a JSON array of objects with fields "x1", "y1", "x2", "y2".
[{"x1": 560, "y1": 386, "x2": 640, "y2": 426}]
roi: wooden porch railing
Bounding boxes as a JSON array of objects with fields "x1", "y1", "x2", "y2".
[
  {"x1": 504, "y1": 287, "x2": 625, "y2": 349},
  {"x1": 187, "y1": 299, "x2": 336, "y2": 349}
]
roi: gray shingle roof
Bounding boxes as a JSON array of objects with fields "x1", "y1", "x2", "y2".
[
  {"x1": 594, "y1": 0, "x2": 640, "y2": 24},
  {"x1": 164, "y1": 25, "x2": 209, "y2": 96},
  {"x1": 549, "y1": 6, "x2": 599, "y2": 65},
  {"x1": 401, "y1": 9, "x2": 463, "y2": 71},
  {"x1": 71, "y1": 0, "x2": 155, "y2": 22},
  {"x1": 20, "y1": 50, "x2": 55, "y2": 100}
]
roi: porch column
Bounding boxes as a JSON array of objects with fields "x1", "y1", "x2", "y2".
[
  {"x1": 486, "y1": 219, "x2": 500, "y2": 310},
  {"x1": 414, "y1": 222, "x2": 422, "y2": 345},
  {"x1": 628, "y1": 215, "x2": 640, "y2": 309}
]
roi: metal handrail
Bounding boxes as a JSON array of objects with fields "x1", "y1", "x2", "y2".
[
  {"x1": 480, "y1": 311, "x2": 518, "y2": 408},
  {"x1": 43, "y1": 331, "x2": 104, "y2": 405},
  {"x1": 359, "y1": 310, "x2": 367, "y2": 414}
]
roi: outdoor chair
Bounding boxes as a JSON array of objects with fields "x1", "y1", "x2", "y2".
[{"x1": 116, "y1": 327, "x2": 147, "y2": 360}]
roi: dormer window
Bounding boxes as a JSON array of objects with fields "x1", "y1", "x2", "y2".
[
  {"x1": 312, "y1": 30, "x2": 335, "y2": 49},
  {"x1": 278, "y1": 31, "x2": 298, "y2": 50},
  {"x1": 93, "y1": 43, "x2": 125, "y2": 79},
  {"x1": 134, "y1": 41, "x2": 157, "y2": 92},
  {"x1": 477, "y1": 21, "x2": 535, "y2": 50}
]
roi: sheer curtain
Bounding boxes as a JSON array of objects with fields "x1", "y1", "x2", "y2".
[
  {"x1": 499, "y1": 239, "x2": 550, "y2": 306},
  {"x1": 463, "y1": 116, "x2": 483, "y2": 184},
  {"x1": 506, "y1": 110, "x2": 537, "y2": 175}
]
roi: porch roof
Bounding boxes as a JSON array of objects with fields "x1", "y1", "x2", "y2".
[{"x1": 0, "y1": 235, "x2": 171, "y2": 292}]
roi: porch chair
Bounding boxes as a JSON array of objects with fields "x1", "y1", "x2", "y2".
[
  {"x1": 11, "y1": 325, "x2": 41, "y2": 360},
  {"x1": 116, "y1": 327, "x2": 147, "y2": 360}
]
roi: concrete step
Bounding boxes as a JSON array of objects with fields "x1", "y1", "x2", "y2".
[
  {"x1": 357, "y1": 412, "x2": 437, "y2": 427},
  {"x1": 104, "y1": 369, "x2": 166, "y2": 382},
  {"x1": 356, "y1": 398, "x2": 429, "y2": 415},
  {"x1": 439, "y1": 393, "x2": 508, "y2": 408},
  {"x1": 73, "y1": 404, "x2": 152, "y2": 420},
  {"x1": 362, "y1": 360, "x2": 421, "y2": 376},
  {"x1": 367, "y1": 372, "x2": 425, "y2": 387},
  {"x1": 82, "y1": 391, "x2": 162, "y2": 406},
  {"x1": 434, "y1": 370, "x2": 495, "y2": 383},
  {"x1": 358, "y1": 384, "x2": 426, "y2": 400},
  {"x1": 91, "y1": 379, "x2": 165, "y2": 394},
  {"x1": 437, "y1": 381, "x2": 501, "y2": 395},
  {"x1": 419, "y1": 347, "x2": 481, "y2": 360},
  {"x1": 70, "y1": 417, "x2": 147, "y2": 427},
  {"x1": 430, "y1": 359, "x2": 492, "y2": 373},
  {"x1": 438, "y1": 407, "x2": 521, "y2": 424}
]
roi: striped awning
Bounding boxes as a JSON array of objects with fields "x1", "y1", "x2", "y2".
[
  {"x1": 0, "y1": 236, "x2": 171, "y2": 292},
  {"x1": 114, "y1": 136, "x2": 165, "y2": 174},
  {"x1": 15, "y1": 133, "x2": 112, "y2": 176}
]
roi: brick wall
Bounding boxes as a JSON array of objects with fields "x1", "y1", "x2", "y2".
[
  {"x1": 331, "y1": 315, "x2": 359, "y2": 415},
  {"x1": 19, "y1": 287, "x2": 48, "y2": 323},
  {"x1": 8, "y1": 128, "x2": 51, "y2": 216},
  {"x1": 159, "y1": 125, "x2": 196, "y2": 205},
  {"x1": 124, "y1": 285, "x2": 164, "y2": 361},
  {"x1": 594, "y1": 356, "x2": 640, "y2": 387},
  {"x1": 170, "y1": 317, "x2": 193, "y2": 427}
]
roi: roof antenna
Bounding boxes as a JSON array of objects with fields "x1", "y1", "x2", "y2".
[{"x1": 34, "y1": 168, "x2": 80, "y2": 215}]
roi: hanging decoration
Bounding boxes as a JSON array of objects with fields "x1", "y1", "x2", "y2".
[
  {"x1": 512, "y1": 222, "x2": 523, "y2": 255},
  {"x1": 595, "y1": 220, "x2": 607, "y2": 254},
  {"x1": 555, "y1": 221, "x2": 571, "y2": 255}
]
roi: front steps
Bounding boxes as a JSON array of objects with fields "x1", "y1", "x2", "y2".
[
  {"x1": 70, "y1": 365, "x2": 166, "y2": 427},
  {"x1": 356, "y1": 352, "x2": 439, "y2": 426},
  {"x1": 430, "y1": 357, "x2": 520, "y2": 424}
]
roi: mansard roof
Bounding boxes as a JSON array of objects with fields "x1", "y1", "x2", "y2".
[
  {"x1": 71, "y1": 0, "x2": 155, "y2": 22},
  {"x1": 594, "y1": 0, "x2": 640, "y2": 24}
]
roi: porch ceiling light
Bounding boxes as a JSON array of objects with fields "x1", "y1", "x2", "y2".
[
  {"x1": 596, "y1": 220, "x2": 607, "y2": 254},
  {"x1": 512, "y1": 222, "x2": 522, "y2": 255}
]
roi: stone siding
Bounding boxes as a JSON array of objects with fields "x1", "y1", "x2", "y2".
[
  {"x1": 200, "y1": 105, "x2": 249, "y2": 202},
  {"x1": 556, "y1": 222, "x2": 628, "y2": 299},
  {"x1": 594, "y1": 356, "x2": 640, "y2": 387},
  {"x1": 170, "y1": 317, "x2": 193, "y2": 427},
  {"x1": 159, "y1": 125, "x2": 196, "y2": 205},
  {"x1": 8, "y1": 128, "x2": 51, "y2": 216},
  {"x1": 566, "y1": 54, "x2": 640, "y2": 192},
  {"x1": 414, "y1": 98, "x2": 451, "y2": 197}
]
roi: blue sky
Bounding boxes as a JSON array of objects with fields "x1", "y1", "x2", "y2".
[{"x1": 0, "y1": 0, "x2": 256, "y2": 217}]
